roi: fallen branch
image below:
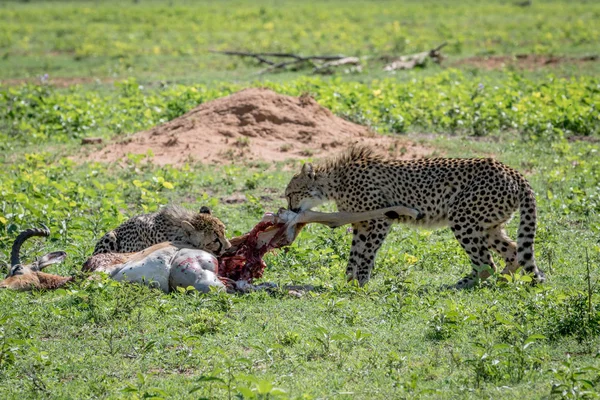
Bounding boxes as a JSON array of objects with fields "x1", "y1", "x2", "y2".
[
  {"x1": 211, "y1": 50, "x2": 350, "y2": 74},
  {"x1": 383, "y1": 42, "x2": 447, "y2": 71},
  {"x1": 211, "y1": 50, "x2": 344, "y2": 61},
  {"x1": 213, "y1": 44, "x2": 447, "y2": 74},
  {"x1": 312, "y1": 57, "x2": 361, "y2": 74},
  {"x1": 257, "y1": 59, "x2": 306, "y2": 75}
]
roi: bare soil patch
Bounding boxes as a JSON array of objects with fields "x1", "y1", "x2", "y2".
[
  {"x1": 453, "y1": 54, "x2": 598, "y2": 70},
  {"x1": 88, "y1": 88, "x2": 432, "y2": 165}
]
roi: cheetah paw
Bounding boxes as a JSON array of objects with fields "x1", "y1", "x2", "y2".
[{"x1": 451, "y1": 277, "x2": 478, "y2": 290}]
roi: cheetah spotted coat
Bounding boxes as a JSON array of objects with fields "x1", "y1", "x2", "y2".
[
  {"x1": 285, "y1": 146, "x2": 545, "y2": 288},
  {"x1": 92, "y1": 206, "x2": 230, "y2": 257}
]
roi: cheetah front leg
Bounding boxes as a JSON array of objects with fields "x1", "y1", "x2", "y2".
[{"x1": 347, "y1": 219, "x2": 392, "y2": 285}]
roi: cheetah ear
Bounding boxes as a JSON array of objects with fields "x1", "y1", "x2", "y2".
[
  {"x1": 301, "y1": 163, "x2": 315, "y2": 180},
  {"x1": 182, "y1": 221, "x2": 195, "y2": 234},
  {"x1": 199, "y1": 206, "x2": 211, "y2": 215}
]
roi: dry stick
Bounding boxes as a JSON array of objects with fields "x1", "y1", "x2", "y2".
[
  {"x1": 210, "y1": 50, "x2": 344, "y2": 61},
  {"x1": 431, "y1": 42, "x2": 448, "y2": 54},
  {"x1": 213, "y1": 44, "x2": 446, "y2": 74},
  {"x1": 313, "y1": 57, "x2": 361, "y2": 74},
  {"x1": 211, "y1": 50, "x2": 348, "y2": 74},
  {"x1": 209, "y1": 51, "x2": 276, "y2": 67},
  {"x1": 253, "y1": 55, "x2": 276, "y2": 66},
  {"x1": 383, "y1": 42, "x2": 448, "y2": 71},
  {"x1": 257, "y1": 59, "x2": 306, "y2": 75},
  {"x1": 428, "y1": 42, "x2": 448, "y2": 63}
]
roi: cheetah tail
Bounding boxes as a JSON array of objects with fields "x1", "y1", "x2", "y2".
[{"x1": 517, "y1": 183, "x2": 544, "y2": 282}]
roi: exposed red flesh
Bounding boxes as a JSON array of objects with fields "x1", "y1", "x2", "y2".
[{"x1": 217, "y1": 217, "x2": 306, "y2": 284}]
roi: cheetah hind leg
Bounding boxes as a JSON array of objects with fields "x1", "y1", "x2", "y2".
[
  {"x1": 488, "y1": 226, "x2": 545, "y2": 284},
  {"x1": 487, "y1": 227, "x2": 519, "y2": 276}
]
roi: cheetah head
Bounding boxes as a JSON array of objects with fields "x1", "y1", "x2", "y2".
[
  {"x1": 285, "y1": 163, "x2": 327, "y2": 213},
  {"x1": 180, "y1": 208, "x2": 231, "y2": 256}
]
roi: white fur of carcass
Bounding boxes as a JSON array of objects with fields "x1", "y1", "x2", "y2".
[{"x1": 106, "y1": 244, "x2": 225, "y2": 293}]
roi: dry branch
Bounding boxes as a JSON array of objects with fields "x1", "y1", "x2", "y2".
[
  {"x1": 312, "y1": 57, "x2": 361, "y2": 74},
  {"x1": 211, "y1": 50, "x2": 344, "y2": 61},
  {"x1": 383, "y1": 42, "x2": 447, "y2": 71},
  {"x1": 211, "y1": 50, "x2": 350, "y2": 74},
  {"x1": 257, "y1": 59, "x2": 306, "y2": 75},
  {"x1": 213, "y1": 43, "x2": 447, "y2": 74}
]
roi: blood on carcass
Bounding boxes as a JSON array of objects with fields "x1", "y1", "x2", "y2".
[{"x1": 217, "y1": 215, "x2": 306, "y2": 285}]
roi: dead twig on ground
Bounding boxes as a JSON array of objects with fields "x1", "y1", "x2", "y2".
[
  {"x1": 211, "y1": 50, "x2": 344, "y2": 62},
  {"x1": 213, "y1": 44, "x2": 447, "y2": 74},
  {"x1": 211, "y1": 50, "x2": 351, "y2": 74},
  {"x1": 312, "y1": 57, "x2": 362, "y2": 74},
  {"x1": 383, "y1": 42, "x2": 447, "y2": 71}
]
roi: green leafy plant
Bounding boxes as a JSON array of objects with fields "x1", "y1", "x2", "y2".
[
  {"x1": 121, "y1": 373, "x2": 168, "y2": 400},
  {"x1": 467, "y1": 333, "x2": 546, "y2": 387},
  {"x1": 550, "y1": 356, "x2": 600, "y2": 399}
]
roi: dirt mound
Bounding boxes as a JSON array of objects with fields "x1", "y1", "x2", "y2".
[
  {"x1": 89, "y1": 88, "x2": 429, "y2": 165},
  {"x1": 453, "y1": 54, "x2": 598, "y2": 70}
]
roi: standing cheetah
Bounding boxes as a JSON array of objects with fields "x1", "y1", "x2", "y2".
[
  {"x1": 285, "y1": 146, "x2": 545, "y2": 288},
  {"x1": 93, "y1": 205, "x2": 231, "y2": 256}
]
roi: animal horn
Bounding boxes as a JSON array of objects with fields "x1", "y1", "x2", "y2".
[{"x1": 10, "y1": 225, "x2": 50, "y2": 267}]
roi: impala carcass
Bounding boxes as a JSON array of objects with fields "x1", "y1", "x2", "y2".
[
  {"x1": 217, "y1": 204, "x2": 422, "y2": 286},
  {"x1": 0, "y1": 226, "x2": 224, "y2": 293},
  {"x1": 87, "y1": 203, "x2": 421, "y2": 291},
  {"x1": 1, "y1": 204, "x2": 421, "y2": 292},
  {"x1": 0, "y1": 226, "x2": 70, "y2": 291},
  {"x1": 82, "y1": 242, "x2": 226, "y2": 293}
]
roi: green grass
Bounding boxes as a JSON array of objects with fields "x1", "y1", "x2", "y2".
[
  {"x1": 0, "y1": 138, "x2": 599, "y2": 399},
  {"x1": 0, "y1": 0, "x2": 599, "y2": 81},
  {"x1": 2, "y1": 72, "x2": 598, "y2": 151},
  {"x1": 1, "y1": 0, "x2": 600, "y2": 399}
]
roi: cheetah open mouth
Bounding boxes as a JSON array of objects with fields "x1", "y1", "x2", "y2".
[{"x1": 216, "y1": 205, "x2": 421, "y2": 287}]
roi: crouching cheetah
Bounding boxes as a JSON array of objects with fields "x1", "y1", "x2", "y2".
[
  {"x1": 285, "y1": 146, "x2": 545, "y2": 288},
  {"x1": 93, "y1": 205, "x2": 231, "y2": 256}
]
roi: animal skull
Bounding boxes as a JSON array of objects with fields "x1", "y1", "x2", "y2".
[{"x1": 0, "y1": 226, "x2": 70, "y2": 291}]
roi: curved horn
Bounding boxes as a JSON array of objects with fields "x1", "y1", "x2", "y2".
[{"x1": 10, "y1": 225, "x2": 50, "y2": 267}]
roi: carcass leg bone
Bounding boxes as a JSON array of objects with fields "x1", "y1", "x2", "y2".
[
  {"x1": 281, "y1": 204, "x2": 422, "y2": 228},
  {"x1": 271, "y1": 204, "x2": 423, "y2": 244}
]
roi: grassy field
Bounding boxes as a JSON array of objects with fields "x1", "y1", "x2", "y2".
[
  {"x1": 1, "y1": 1, "x2": 600, "y2": 399},
  {"x1": 1, "y1": 0, "x2": 599, "y2": 82}
]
